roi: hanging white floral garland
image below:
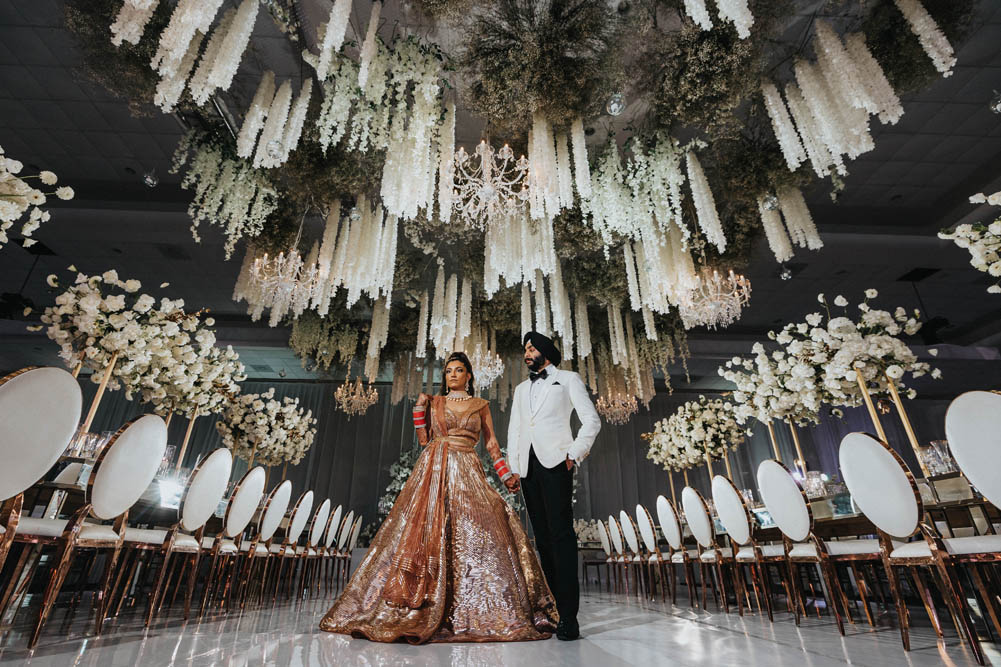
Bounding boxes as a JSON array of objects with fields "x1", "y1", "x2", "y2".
[
  {"x1": 761, "y1": 81, "x2": 806, "y2": 172},
  {"x1": 153, "y1": 30, "x2": 204, "y2": 112},
  {"x1": 314, "y1": 0, "x2": 353, "y2": 81},
  {"x1": 758, "y1": 195, "x2": 794, "y2": 263},
  {"x1": 187, "y1": 9, "x2": 236, "y2": 105},
  {"x1": 844, "y1": 33, "x2": 904, "y2": 125},
  {"x1": 151, "y1": 0, "x2": 223, "y2": 79},
  {"x1": 682, "y1": 0, "x2": 713, "y2": 31},
  {"x1": 110, "y1": 0, "x2": 159, "y2": 47},
  {"x1": 685, "y1": 150, "x2": 726, "y2": 253},
  {"x1": 715, "y1": 0, "x2": 754, "y2": 39},
  {"x1": 236, "y1": 71, "x2": 276, "y2": 158},
  {"x1": 893, "y1": 0, "x2": 956, "y2": 77},
  {"x1": 777, "y1": 186, "x2": 823, "y2": 251},
  {"x1": 253, "y1": 80, "x2": 292, "y2": 169}
]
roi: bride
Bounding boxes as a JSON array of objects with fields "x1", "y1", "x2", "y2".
[{"x1": 320, "y1": 351, "x2": 558, "y2": 643}]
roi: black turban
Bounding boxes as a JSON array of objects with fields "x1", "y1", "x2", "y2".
[{"x1": 523, "y1": 331, "x2": 561, "y2": 367}]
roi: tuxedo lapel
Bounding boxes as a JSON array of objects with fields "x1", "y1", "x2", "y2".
[{"x1": 531, "y1": 370, "x2": 557, "y2": 417}]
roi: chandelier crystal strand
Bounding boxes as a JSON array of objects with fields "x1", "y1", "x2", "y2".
[
  {"x1": 437, "y1": 100, "x2": 456, "y2": 223},
  {"x1": 521, "y1": 282, "x2": 533, "y2": 339},
  {"x1": 679, "y1": 267, "x2": 752, "y2": 330},
  {"x1": 416, "y1": 290, "x2": 429, "y2": 357},
  {"x1": 311, "y1": 200, "x2": 340, "y2": 310},
  {"x1": 357, "y1": 1, "x2": 382, "y2": 89},
  {"x1": 761, "y1": 80, "x2": 807, "y2": 171},
  {"x1": 236, "y1": 71, "x2": 276, "y2": 157},
  {"x1": 784, "y1": 82, "x2": 835, "y2": 177},
  {"x1": 844, "y1": 33, "x2": 904, "y2": 125},
  {"x1": 715, "y1": 0, "x2": 754, "y2": 39},
  {"x1": 315, "y1": 0, "x2": 353, "y2": 81},
  {"x1": 893, "y1": 0, "x2": 956, "y2": 76},
  {"x1": 152, "y1": 0, "x2": 223, "y2": 78},
  {"x1": 685, "y1": 151, "x2": 726, "y2": 252},
  {"x1": 813, "y1": 20, "x2": 876, "y2": 115},
  {"x1": 280, "y1": 78, "x2": 313, "y2": 161},
  {"x1": 253, "y1": 80, "x2": 292, "y2": 168},
  {"x1": 111, "y1": 0, "x2": 159, "y2": 46},
  {"x1": 758, "y1": 195, "x2": 795, "y2": 263},
  {"x1": 154, "y1": 30, "x2": 204, "y2": 112},
  {"x1": 777, "y1": 186, "x2": 823, "y2": 250},
  {"x1": 793, "y1": 60, "x2": 850, "y2": 173},
  {"x1": 683, "y1": 0, "x2": 713, "y2": 30},
  {"x1": 570, "y1": 118, "x2": 592, "y2": 200}
]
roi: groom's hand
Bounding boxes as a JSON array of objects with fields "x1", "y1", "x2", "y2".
[
  {"x1": 504, "y1": 473, "x2": 521, "y2": 492},
  {"x1": 566, "y1": 457, "x2": 575, "y2": 470}
]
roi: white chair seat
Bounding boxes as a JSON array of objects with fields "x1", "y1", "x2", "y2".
[
  {"x1": 269, "y1": 543, "x2": 283, "y2": 554},
  {"x1": 648, "y1": 553, "x2": 663, "y2": 562},
  {"x1": 14, "y1": 518, "x2": 118, "y2": 542},
  {"x1": 736, "y1": 544, "x2": 784, "y2": 561},
  {"x1": 700, "y1": 550, "x2": 720, "y2": 562},
  {"x1": 632, "y1": 555, "x2": 643, "y2": 563},
  {"x1": 240, "y1": 542, "x2": 269, "y2": 555},
  {"x1": 124, "y1": 527, "x2": 168, "y2": 544},
  {"x1": 15, "y1": 517, "x2": 66, "y2": 538},
  {"x1": 891, "y1": 535, "x2": 1001, "y2": 560},
  {"x1": 671, "y1": 550, "x2": 699, "y2": 563},
  {"x1": 789, "y1": 539, "x2": 886, "y2": 559},
  {"x1": 172, "y1": 534, "x2": 201, "y2": 553},
  {"x1": 218, "y1": 539, "x2": 238, "y2": 554}
]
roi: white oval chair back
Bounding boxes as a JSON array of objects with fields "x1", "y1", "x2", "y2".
[
  {"x1": 619, "y1": 510, "x2": 640, "y2": 554},
  {"x1": 180, "y1": 448, "x2": 233, "y2": 533},
  {"x1": 286, "y1": 491, "x2": 315, "y2": 544},
  {"x1": 596, "y1": 520, "x2": 612, "y2": 557},
  {"x1": 607, "y1": 515, "x2": 624, "y2": 555},
  {"x1": 636, "y1": 505, "x2": 658, "y2": 553},
  {"x1": 90, "y1": 415, "x2": 168, "y2": 521},
  {"x1": 308, "y1": 499, "x2": 332, "y2": 548},
  {"x1": 681, "y1": 487, "x2": 714, "y2": 549},
  {"x1": 224, "y1": 466, "x2": 266, "y2": 538},
  {"x1": 348, "y1": 517, "x2": 362, "y2": 550},
  {"x1": 337, "y1": 510, "x2": 355, "y2": 550},
  {"x1": 259, "y1": 481, "x2": 292, "y2": 542},
  {"x1": 655, "y1": 495, "x2": 683, "y2": 551},
  {"x1": 839, "y1": 432, "x2": 920, "y2": 539},
  {"x1": 0, "y1": 367, "x2": 82, "y2": 501},
  {"x1": 712, "y1": 475, "x2": 751, "y2": 546},
  {"x1": 325, "y1": 505, "x2": 343, "y2": 549},
  {"x1": 756, "y1": 460, "x2": 811, "y2": 542},
  {"x1": 945, "y1": 391, "x2": 1001, "y2": 509}
]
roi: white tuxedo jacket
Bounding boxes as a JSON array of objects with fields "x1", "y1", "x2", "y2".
[{"x1": 507, "y1": 367, "x2": 601, "y2": 477}]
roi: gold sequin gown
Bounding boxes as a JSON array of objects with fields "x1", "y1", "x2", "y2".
[{"x1": 320, "y1": 396, "x2": 558, "y2": 643}]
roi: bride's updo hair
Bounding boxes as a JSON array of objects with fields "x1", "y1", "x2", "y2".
[{"x1": 439, "y1": 351, "x2": 476, "y2": 397}]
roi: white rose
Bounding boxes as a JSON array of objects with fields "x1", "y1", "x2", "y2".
[{"x1": 833, "y1": 295, "x2": 848, "y2": 307}]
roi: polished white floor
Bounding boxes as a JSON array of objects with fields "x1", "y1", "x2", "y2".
[{"x1": 0, "y1": 588, "x2": 996, "y2": 666}]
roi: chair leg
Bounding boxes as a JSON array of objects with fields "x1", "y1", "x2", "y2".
[
  {"x1": 198, "y1": 553, "x2": 221, "y2": 619},
  {"x1": 145, "y1": 550, "x2": 173, "y2": 626},
  {"x1": 788, "y1": 561, "x2": 805, "y2": 626},
  {"x1": 968, "y1": 564, "x2": 1001, "y2": 642},
  {"x1": 850, "y1": 562, "x2": 876, "y2": 627},
  {"x1": 93, "y1": 545, "x2": 123, "y2": 636},
  {"x1": 29, "y1": 541, "x2": 77, "y2": 649},
  {"x1": 884, "y1": 562, "x2": 912, "y2": 652},
  {"x1": 182, "y1": 553, "x2": 201, "y2": 621},
  {"x1": 817, "y1": 559, "x2": 846, "y2": 636},
  {"x1": 910, "y1": 567, "x2": 944, "y2": 638},
  {"x1": 931, "y1": 560, "x2": 986, "y2": 666}
]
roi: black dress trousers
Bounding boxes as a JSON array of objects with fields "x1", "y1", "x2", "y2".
[{"x1": 521, "y1": 445, "x2": 578, "y2": 623}]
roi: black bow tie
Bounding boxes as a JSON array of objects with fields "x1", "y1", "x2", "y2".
[{"x1": 529, "y1": 369, "x2": 548, "y2": 382}]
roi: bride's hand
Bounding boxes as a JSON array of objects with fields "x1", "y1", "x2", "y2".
[
  {"x1": 416, "y1": 393, "x2": 430, "y2": 407},
  {"x1": 504, "y1": 473, "x2": 521, "y2": 493}
]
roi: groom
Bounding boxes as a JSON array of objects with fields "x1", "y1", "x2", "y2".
[{"x1": 507, "y1": 331, "x2": 601, "y2": 641}]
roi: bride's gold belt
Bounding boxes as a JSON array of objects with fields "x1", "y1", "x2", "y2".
[{"x1": 434, "y1": 435, "x2": 476, "y2": 452}]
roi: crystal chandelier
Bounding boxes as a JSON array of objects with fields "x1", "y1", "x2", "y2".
[
  {"x1": 470, "y1": 343, "x2": 505, "y2": 391},
  {"x1": 334, "y1": 374, "x2": 379, "y2": 418},
  {"x1": 596, "y1": 392, "x2": 639, "y2": 425},
  {"x1": 679, "y1": 268, "x2": 752, "y2": 330},
  {"x1": 452, "y1": 141, "x2": 530, "y2": 229},
  {"x1": 247, "y1": 249, "x2": 319, "y2": 327}
]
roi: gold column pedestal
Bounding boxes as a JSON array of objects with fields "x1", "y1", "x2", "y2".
[
  {"x1": 766, "y1": 420, "x2": 781, "y2": 461},
  {"x1": 723, "y1": 452, "x2": 734, "y2": 481},
  {"x1": 175, "y1": 411, "x2": 198, "y2": 472},
  {"x1": 80, "y1": 351, "x2": 119, "y2": 434},
  {"x1": 853, "y1": 363, "x2": 888, "y2": 442},
  {"x1": 884, "y1": 370, "x2": 932, "y2": 478},
  {"x1": 668, "y1": 470, "x2": 677, "y2": 506},
  {"x1": 787, "y1": 420, "x2": 807, "y2": 476}
]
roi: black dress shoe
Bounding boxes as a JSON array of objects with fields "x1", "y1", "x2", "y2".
[{"x1": 556, "y1": 619, "x2": 580, "y2": 641}]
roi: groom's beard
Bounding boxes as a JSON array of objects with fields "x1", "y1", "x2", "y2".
[{"x1": 525, "y1": 354, "x2": 545, "y2": 372}]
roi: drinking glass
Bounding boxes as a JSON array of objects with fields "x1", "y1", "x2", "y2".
[{"x1": 740, "y1": 489, "x2": 755, "y2": 506}]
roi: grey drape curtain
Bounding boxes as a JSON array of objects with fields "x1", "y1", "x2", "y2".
[{"x1": 79, "y1": 380, "x2": 949, "y2": 527}]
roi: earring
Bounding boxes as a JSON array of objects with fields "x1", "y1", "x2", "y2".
[{"x1": 466, "y1": 380, "x2": 472, "y2": 392}]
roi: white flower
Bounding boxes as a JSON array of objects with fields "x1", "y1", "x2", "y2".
[
  {"x1": 55, "y1": 186, "x2": 74, "y2": 200},
  {"x1": 864, "y1": 288, "x2": 878, "y2": 299},
  {"x1": 46, "y1": 274, "x2": 59, "y2": 288},
  {"x1": 833, "y1": 295, "x2": 848, "y2": 307},
  {"x1": 39, "y1": 170, "x2": 57, "y2": 185},
  {"x1": 27, "y1": 190, "x2": 45, "y2": 206}
]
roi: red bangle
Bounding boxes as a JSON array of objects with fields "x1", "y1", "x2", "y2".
[
  {"x1": 493, "y1": 458, "x2": 510, "y2": 478},
  {"x1": 413, "y1": 406, "x2": 426, "y2": 428}
]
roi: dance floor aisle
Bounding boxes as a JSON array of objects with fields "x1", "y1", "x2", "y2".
[{"x1": 0, "y1": 590, "x2": 994, "y2": 666}]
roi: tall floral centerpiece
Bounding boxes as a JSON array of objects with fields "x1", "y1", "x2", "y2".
[
  {"x1": 939, "y1": 199, "x2": 1001, "y2": 294},
  {"x1": 216, "y1": 388, "x2": 318, "y2": 468},
  {"x1": 645, "y1": 395, "x2": 748, "y2": 499}
]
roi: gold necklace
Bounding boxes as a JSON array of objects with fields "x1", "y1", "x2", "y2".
[{"x1": 446, "y1": 392, "x2": 472, "y2": 401}]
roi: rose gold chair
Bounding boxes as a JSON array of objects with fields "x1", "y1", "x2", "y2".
[
  {"x1": 269, "y1": 490, "x2": 313, "y2": 602},
  {"x1": 235, "y1": 480, "x2": 292, "y2": 608},
  {"x1": 298, "y1": 498, "x2": 331, "y2": 598},
  {"x1": 655, "y1": 495, "x2": 698, "y2": 607},
  {"x1": 636, "y1": 504, "x2": 668, "y2": 602},
  {"x1": 10, "y1": 414, "x2": 166, "y2": 647},
  {"x1": 682, "y1": 485, "x2": 735, "y2": 612},
  {"x1": 319, "y1": 505, "x2": 343, "y2": 595},
  {"x1": 619, "y1": 510, "x2": 647, "y2": 598},
  {"x1": 332, "y1": 509, "x2": 354, "y2": 589},
  {"x1": 606, "y1": 515, "x2": 628, "y2": 594}
]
